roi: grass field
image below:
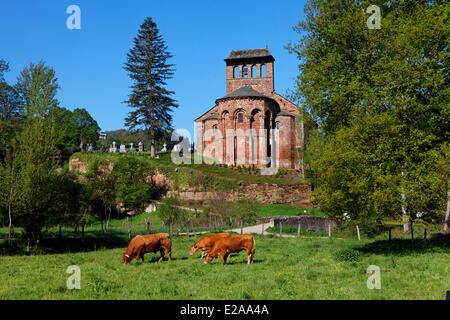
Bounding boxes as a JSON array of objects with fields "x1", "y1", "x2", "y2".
[{"x1": 1, "y1": 224, "x2": 449, "y2": 299}]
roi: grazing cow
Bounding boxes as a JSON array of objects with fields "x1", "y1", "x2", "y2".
[
  {"x1": 204, "y1": 234, "x2": 256, "y2": 265},
  {"x1": 122, "y1": 233, "x2": 172, "y2": 265},
  {"x1": 189, "y1": 232, "x2": 231, "y2": 259}
]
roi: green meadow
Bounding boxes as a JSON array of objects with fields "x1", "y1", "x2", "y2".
[{"x1": 1, "y1": 215, "x2": 448, "y2": 300}]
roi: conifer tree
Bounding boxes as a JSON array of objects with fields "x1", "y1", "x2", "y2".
[{"x1": 124, "y1": 17, "x2": 178, "y2": 157}]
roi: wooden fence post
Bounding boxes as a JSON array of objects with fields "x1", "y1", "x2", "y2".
[
  {"x1": 279, "y1": 222, "x2": 282, "y2": 237},
  {"x1": 240, "y1": 219, "x2": 243, "y2": 235},
  {"x1": 328, "y1": 224, "x2": 331, "y2": 237},
  {"x1": 424, "y1": 228, "x2": 427, "y2": 242},
  {"x1": 356, "y1": 225, "x2": 361, "y2": 241},
  {"x1": 145, "y1": 218, "x2": 149, "y2": 234},
  {"x1": 297, "y1": 223, "x2": 301, "y2": 238},
  {"x1": 127, "y1": 216, "x2": 131, "y2": 239},
  {"x1": 262, "y1": 222, "x2": 264, "y2": 235},
  {"x1": 187, "y1": 218, "x2": 190, "y2": 237}
]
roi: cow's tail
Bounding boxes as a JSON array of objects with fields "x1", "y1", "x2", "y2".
[{"x1": 251, "y1": 236, "x2": 256, "y2": 262}]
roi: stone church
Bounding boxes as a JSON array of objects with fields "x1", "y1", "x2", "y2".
[{"x1": 194, "y1": 48, "x2": 303, "y2": 169}]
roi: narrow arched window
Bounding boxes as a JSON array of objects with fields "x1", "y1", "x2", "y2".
[
  {"x1": 242, "y1": 65, "x2": 249, "y2": 78},
  {"x1": 238, "y1": 113, "x2": 244, "y2": 123},
  {"x1": 233, "y1": 66, "x2": 239, "y2": 78},
  {"x1": 213, "y1": 124, "x2": 218, "y2": 133},
  {"x1": 251, "y1": 65, "x2": 257, "y2": 78},
  {"x1": 261, "y1": 64, "x2": 266, "y2": 77},
  {"x1": 275, "y1": 122, "x2": 280, "y2": 130}
]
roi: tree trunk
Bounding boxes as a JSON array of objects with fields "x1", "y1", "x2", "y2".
[
  {"x1": 300, "y1": 119, "x2": 305, "y2": 180},
  {"x1": 8, "y1": 157, "x2": 15, "y2": 245},
  {"x1": 8, "y1": 202, "x2": 12, "y2": 245},
  {"x1": 149, "y1": 124, "x2": 155, "y2": 157},
  {"x1": 444, "y1": 190, "x2": 450, "y2": 232},
  {"x1": 151, "y1": 138, "x2": 156, "y2": 158}
]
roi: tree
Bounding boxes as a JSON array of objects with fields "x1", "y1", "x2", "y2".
[
  {"x1": 0, "y1": 59, "x2": 9, "y2": 83},
  {"x1": 13, "y1": 61, "x2": 61, "y2": 250},
  {"x1": 0, "y1": 144, "x2": 19, "y2": 244},
  {"x1": 157, "y1": 196, "x2": 185, "y2": 237},
  {"x1": 72, "y1": 108, "x2": 100, "y2": 151},
  {"x1": 0, "y1": 59, "x2": 22, "y2": 161},
  {"x1": 83, "y1": 158, "x2": 116, "y2": 232},
  {"x1": 124, "y1": 17, "x2": 178, "y2": 157},
  {"x1": 232, "y1": 199, "x2": 259, "y2": 225},
  {"x1": 50, "y1": 106, "x2": 100, "y2": 157},
  {"x1": 0, "y1": 82, "x2": 21, "y2": 121},
  {"x1": 288, "y1": 0, "x2": 449, "y2": 233},
  {"x1": 112, "y1": 157, "x2": 157, "y2": 216}
]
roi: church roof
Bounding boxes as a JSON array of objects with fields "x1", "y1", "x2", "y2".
[
  {"x1": 224, "y1": 48, "x2": 275, "y2": 62},
  {"x1": 204, "y1": 112, "x2": 218, "y2": 120},
  {"x1": 276, "y1": 110, "x2": 296, "y2": 118},
  {"x1": 194, "y1": 106, "x2": 217, "y2": 122},
  {"x1": 217, "y1": 86, "x2": 270, "y2": 102}
]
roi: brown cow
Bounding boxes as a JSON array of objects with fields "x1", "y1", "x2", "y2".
[
  {"x1": 189, "y1": 232, "x2": 231, "y2": 259},
  {"x1": 204, "y1": 234, "x2": 256, "y2": 265},
  {"x1": 122, "y1": 233, "x2": 172, "y2": 265}
]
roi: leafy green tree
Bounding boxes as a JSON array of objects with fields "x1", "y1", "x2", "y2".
[
  {"x1": 83, "y1": 158, "x2": 117, "y2": 231},
  {"x1": 157, "y1": 196, "x2": 185, "y2": 237},
  {"x1": 51, "y1": 106, "x2": 100, "y2": 156},
  {"x1": 112, "y1": 157, "x2": 157, "y2": 216},
  {"x1": 288, "y1": 0, "x2": 449, "y2": 233},
  {"x1": 0, "y1": 59, "x2": 22, "y2": 161},
  {"x1": 0, "y1": 59, "x2": 8, "y2": 83},
  {"x1": 287, "y1": 0, "x2": 448, "y2": 137},
  {"x1": 232, "y1": 199, "x2": 259, "y2": 225},
  {"x1": 124, "y1": 17, "x2": 178, "y2": 157},
  {"x1": 48, "y1": 171, "x2": 81, "y2": 237},
  {"x1": 0, "y1": 144, "x2": 19, "y2": 244},
  {"x1": 12, "y1": 61, "x2": 61, "y2": 250},
  {"x1": 72, "y1": 108, "x2": 100, "y2": 150},
  {"x1": 0, "y1": 82, "x2": 21, "y2": 121}
]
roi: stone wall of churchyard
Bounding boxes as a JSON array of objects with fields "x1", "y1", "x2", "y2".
[{"x1": 256, "y1": 215, "x2": 337, "y2": 233}]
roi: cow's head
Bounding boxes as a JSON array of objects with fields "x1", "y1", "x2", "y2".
[
  {"x1": 122, "y1": 252, "x2": 132, "y2": 265},
  {"x1": 189, "y1": 244, "x2": 199, "y2": 256}
]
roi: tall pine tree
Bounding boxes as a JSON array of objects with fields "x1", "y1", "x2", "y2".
[{"x1": 124, "y1": 17, "x2": 178, "y2": 157}]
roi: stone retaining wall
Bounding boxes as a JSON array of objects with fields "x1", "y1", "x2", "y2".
[{"x1": 168, "y1": 182, "x2": 311, "y2": 207}]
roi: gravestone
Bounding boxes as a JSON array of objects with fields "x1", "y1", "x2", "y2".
[
  {"x1": 162, "y1": 143, "x2": 167, "y2": 152},
  {"x1": 129, "y1": 143, "x2": 134, "y2": 152},
  {"x1": 119, "y1": 144, "x2": 126, "y2": 153},
  {"x1": 138, "y1": 141, "x2": 143, "y2": 152},
  {"x1": 110, "y1": 141, "x2": 117, "y2": 153}
]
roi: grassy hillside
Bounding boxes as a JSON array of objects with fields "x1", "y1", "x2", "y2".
[{"x1": 69, "y1": 151, "x2": 306, "y2": 191}]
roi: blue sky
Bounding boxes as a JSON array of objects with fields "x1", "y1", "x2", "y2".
[{"x1": 0, "y1": 0, "x2": 306, "y2": 137}]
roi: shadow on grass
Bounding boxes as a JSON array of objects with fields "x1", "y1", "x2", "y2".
[
  {"x1": 355, "y1": 233, "x2": 450, "y2": 256},
  {"x1": 1, "y1": 231, "x2": 131, "y2": 256}
]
